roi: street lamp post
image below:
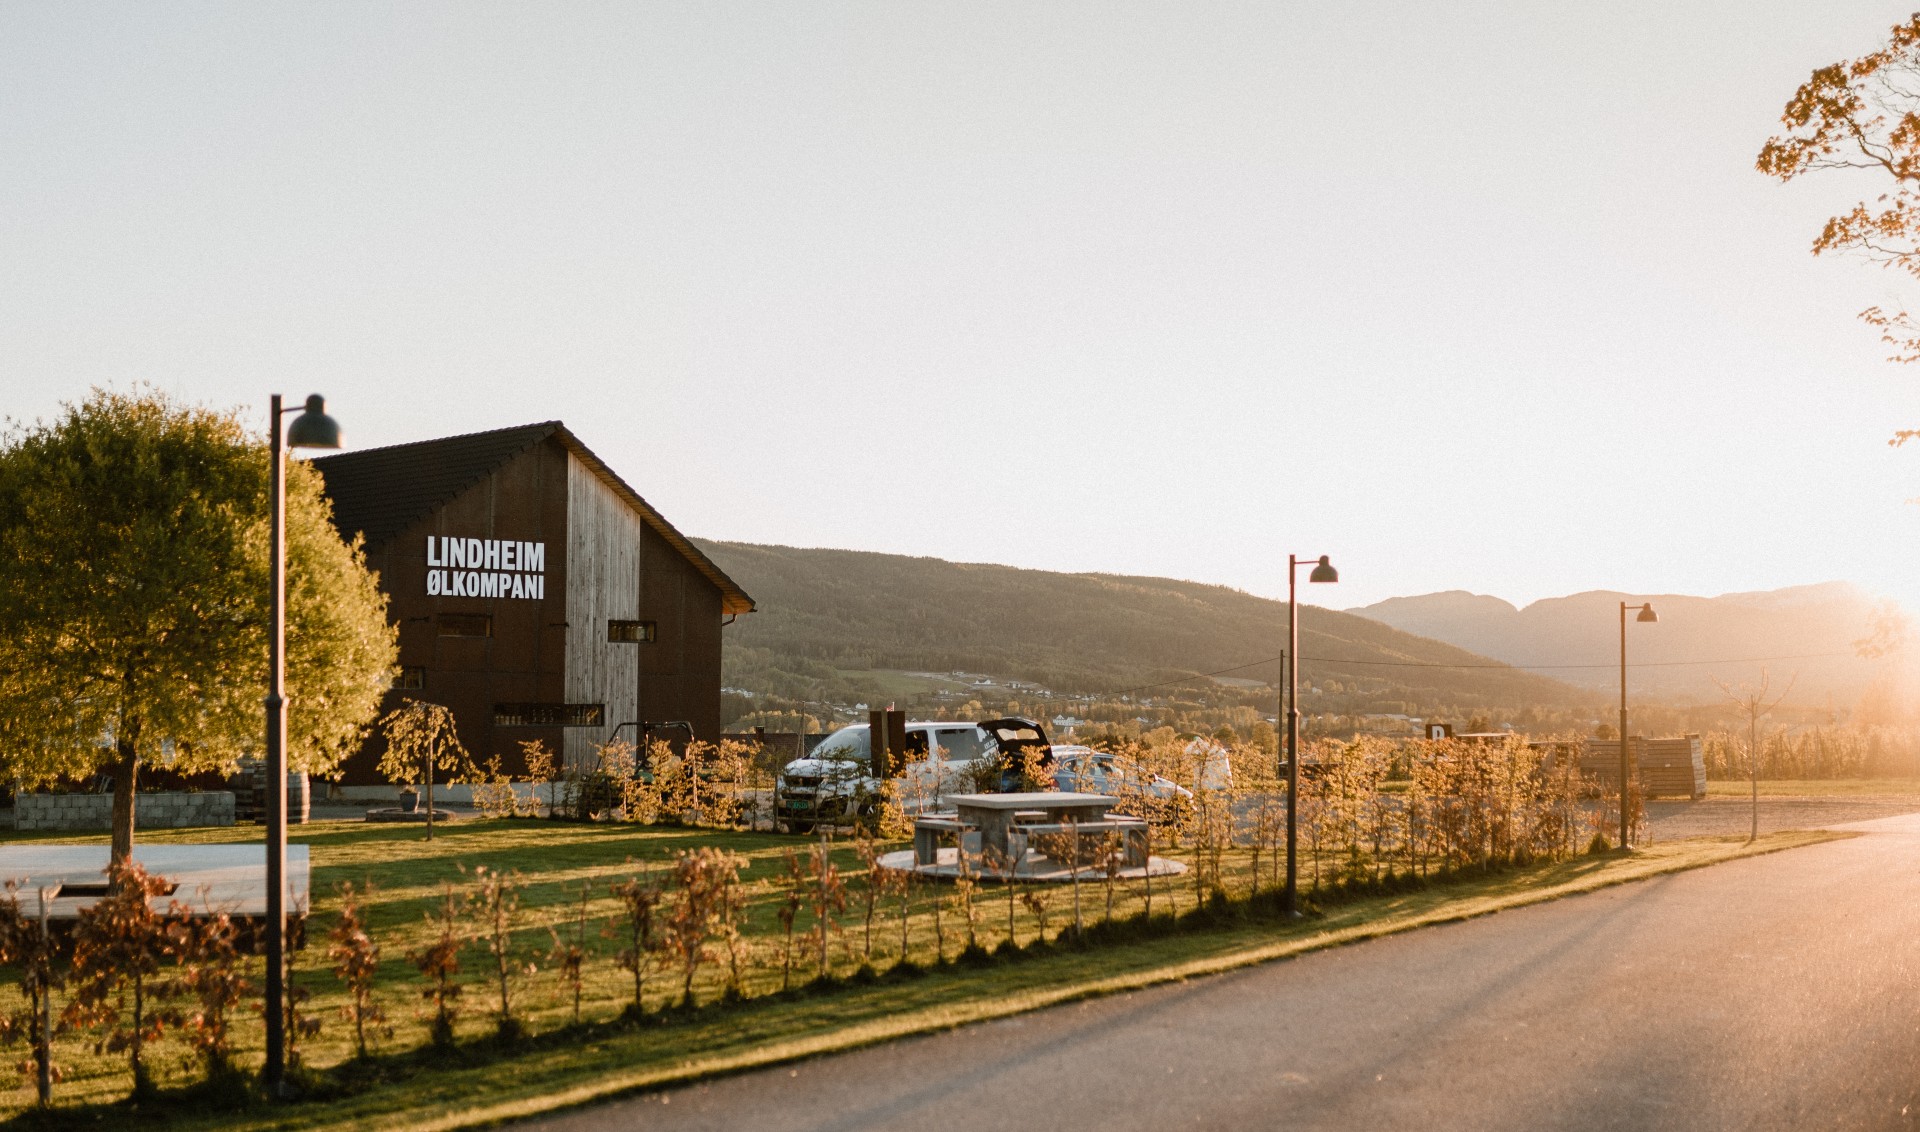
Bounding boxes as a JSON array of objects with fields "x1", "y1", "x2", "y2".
[
  {"x1": 1617, "y1": 600, "x2": 1657, "y2": 851},
  {"x1": 265, "y1": 394, "x2": 341, "y2": 1097},
  {"x1": 1283, "y1": 554, "x2": 1338, "y2": 917}
]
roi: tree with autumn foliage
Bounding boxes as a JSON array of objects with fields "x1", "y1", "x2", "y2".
[
  {"x1": 0, "y1": 388, "x2": 397, "y2": 863},
  {"x1": 1760, "y1": 14, "x2": 1920, "y2": 434}
]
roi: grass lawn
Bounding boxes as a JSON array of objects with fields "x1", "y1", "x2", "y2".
[
  {"x1": 1702, "y1": 778, "x2": 1920, "y2": 797},
  {"x1": 0, "y1": 819, "x2": 1842, "y2": 1129}
]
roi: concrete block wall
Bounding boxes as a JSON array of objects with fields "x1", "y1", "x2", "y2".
[{"x1": 15, "y1": 792, "x2": 236, "y2": 831}]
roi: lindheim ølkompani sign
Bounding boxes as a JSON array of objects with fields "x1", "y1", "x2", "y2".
[{"x1": 424, "y1": 536, "x2": 547, "y2": 599}]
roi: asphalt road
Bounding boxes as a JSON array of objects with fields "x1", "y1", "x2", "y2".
[{"x1": 521, "y1": 811, "x2": 1920, "y2": 1132}]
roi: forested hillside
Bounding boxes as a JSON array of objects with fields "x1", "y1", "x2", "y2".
[{"x1": 698, "y1": 541, "x2": 1583, "y2": 713}]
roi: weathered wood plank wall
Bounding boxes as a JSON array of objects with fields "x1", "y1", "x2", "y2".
[{"x1": 563, "y1": 454, "x2": 644, "y2": 769}]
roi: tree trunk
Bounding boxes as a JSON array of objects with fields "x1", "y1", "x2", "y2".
[{"x1": 110, "y1": 737, "x2": 139, "y2": 866}]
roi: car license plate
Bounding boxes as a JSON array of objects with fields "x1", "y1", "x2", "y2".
[{"x1": 786, "y1": 799, "x2": 811, "y2": 811}]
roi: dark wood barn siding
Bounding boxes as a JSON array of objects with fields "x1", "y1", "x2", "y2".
[
  {"x1": 318, "y1": 423, "x2": 745, "y2": 788},
  {"x1": 341, "y1": 441, "x2": 570, "y2": 783},
  {"x1": 639, "y1": 522, "x2": 725, "y2": 741}
]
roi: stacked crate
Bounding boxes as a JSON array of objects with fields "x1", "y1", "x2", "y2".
[{"x1": 1580, "y1": 736, "x2": 1705, "y2": 800}]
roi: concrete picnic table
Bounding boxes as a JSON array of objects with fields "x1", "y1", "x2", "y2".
[
  {"x1": 943, "y1": 792, "x2": 1121, "y2": 866},
  {"x1": 0, "y1": 844, "x2": 312, "y2": 921}
]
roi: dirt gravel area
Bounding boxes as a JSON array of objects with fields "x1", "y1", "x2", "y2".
[{"x1": 1647, "y1": 794, "x2": 1920, "y2": 840}]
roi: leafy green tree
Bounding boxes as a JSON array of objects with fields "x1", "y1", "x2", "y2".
[{"x1": 0, "y1": 388, "x2": 396, "y2": 862}]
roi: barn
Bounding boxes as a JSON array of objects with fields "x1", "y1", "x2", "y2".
[{"x1": 311, "y1": 421, "x2": 754, "y2": 788}]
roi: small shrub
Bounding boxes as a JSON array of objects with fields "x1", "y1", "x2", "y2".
[
  {"x1": 409, "y1": 883, "x2": 464, "y2": 1047},
  {"x1": 0, "y1": 882, "x2": 68, "y2": 1106},
  {"x1": 805, "y1": 835, "x2": 847, "y2": 980},
  {"x1": 280, "y1": 911, "x2": 323, "y2": 1071},
  {"x1": 1019, "y1": 886, "x2": 1051, "y2": 941},
  {"x1": 470, "y1": 866, "x2": 535, "y2": 1042},
  {"x1": 521, "y1": 739, "x2": 559, "y2": 817},
  {"x1": 777, "y1": 848, "x2": 806, "y2": 991},
  {"x1": 950, "y1": 856, "x2": 978, "y2": 953},
  {"x1": 64, "y1": 860, "x2": 174, "y2": 1097},
  {"x1": 852, "y1": 835, "x2": 900, "y2": 963},
  {"x1": 326, "y1": 882, "x2": 389, "y2": 1060},
  {"x1": 167, "y1": 903, "x2": 250, "y2": 1085},
  {"x1": 547, "y1": 882, "x2": 593, "y2": 1027},
  {"x1": 468, "y1": 755, "x2": 521, "y2": 819},
  {"x1": 662, "y1": 847, "x2": 745, "y2": 1007},
  {"x1": 607, "y1": 862, "x2": 665, "y2": 1018},
  {"x1": 894, "y1": 864, "x2": 917, "y2": 963}
]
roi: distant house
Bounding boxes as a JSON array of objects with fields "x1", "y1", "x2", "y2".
[{"x1": 313, "y1": 422, "x2": 753, "y2": 784}]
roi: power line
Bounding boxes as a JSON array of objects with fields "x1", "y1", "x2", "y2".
[
  {"x1": 1076, "y1": 649, "x2": 1857, "y2": 704},
  {"x1": 1304, "y1": 650, "x2": 1855, "y2": 672}
]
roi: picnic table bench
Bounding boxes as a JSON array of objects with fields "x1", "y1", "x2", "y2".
[{"x1": 912, "y1": 793, "x2": 1151, "y2": 871}]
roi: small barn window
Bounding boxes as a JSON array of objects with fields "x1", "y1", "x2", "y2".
[
  {"x1": 393, "y1": 666, "x2": 426, "y2": 690},
  {"x1": 607, "y1": 619, "x2": 657, "y2": 643},
  {"x1": 494, "y1": 703, "x2": 605, "y2": 728},
  {"x1": 438, "y1": 614, "x2": 492, "y2": 638}
]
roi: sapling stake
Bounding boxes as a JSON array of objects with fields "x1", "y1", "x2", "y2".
[
  {"x1": 1068, "y1": 818, "x2": 1082, "y2": 939},
  {"x1": 327, "y1": 881, "x2": 388, "y2": 1059},
  {"x1": 607, "y1": 861, "x2": 664, "y2": 1017},
  {"x1": 1005, "y1": 846, "x2": 1020, "y2": 945},
  {"x1": 547, "y1": 882, "x2": 593, "y2": 1025},
  {"x1": 854, "y1": 835, "x2": 884, "y2": 963},
  {"x1": 931, "y1": 866, "x2": 945, "y2": 962},
  {"x1": 471, "y1": 866, "x2": 533, "y2": 1042},
  {"x1": 1143, "y1": 842, "x2": 1153, "y2": 921},
  {"x1": 897, "y1": 865, "x2": 914, "y2": 963},
  {"x1": 810, "y1": 833, "x2": 846, "y2": 980},
  {"x1": 409, "y1": 882, "x2": 465, "y2": 1047},
  {"x1": 951, "y1": 855, "x2": 978, "y2": 953}
]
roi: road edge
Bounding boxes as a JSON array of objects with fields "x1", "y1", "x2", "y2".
[{"x1": 416, "y1": 829, "x2": 1844, "y2": 1131}]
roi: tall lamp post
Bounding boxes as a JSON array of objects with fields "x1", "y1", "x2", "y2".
[
  {"x1": 266, "y1": 394, "x2": 341, "y2": 1096},
  {"x1": 1617, "y1": 600, "x2": 1657, "y2": 851},
  {"x1": 1283, "y1": 553, "x2": 1338, "y2": 916}
]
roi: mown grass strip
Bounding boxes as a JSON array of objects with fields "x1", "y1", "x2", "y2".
[{"x1": 28, "y1": 828, "x2": 1835, "y2": 1132}]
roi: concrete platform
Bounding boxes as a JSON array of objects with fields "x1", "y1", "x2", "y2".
[
  {"x1": 878, "y1": 844, "x2": 1186, "y2": 884},
  {"x1": 0, "y1": 843, "x2": 312, "y2": 919},
  {"x1": 363, "y1": 806, "x2": 461, "y2": 823}
]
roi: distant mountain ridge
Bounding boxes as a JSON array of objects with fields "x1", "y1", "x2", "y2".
[
  {"x1": 697, "y1": 540, "x2": 1584, "y2": 710},
  {"x1": 1348, "y1": 582, "x2": 1889, "y2": 703}
]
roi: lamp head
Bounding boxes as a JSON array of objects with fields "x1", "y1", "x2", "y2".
[
  {"x1": 1308, "y1": 555, "x2": 1339, "y2": 584},
  {"x1": 1636, "y1": 604, "x2": 1658, "y2": 623},
  {"x1": 286, "y1": 394, "x2": 342, "y2": 449}
]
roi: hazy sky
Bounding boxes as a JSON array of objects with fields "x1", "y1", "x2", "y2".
[{"x1": 5, "y1": 3, "x2": 1919, "y2": 612}]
